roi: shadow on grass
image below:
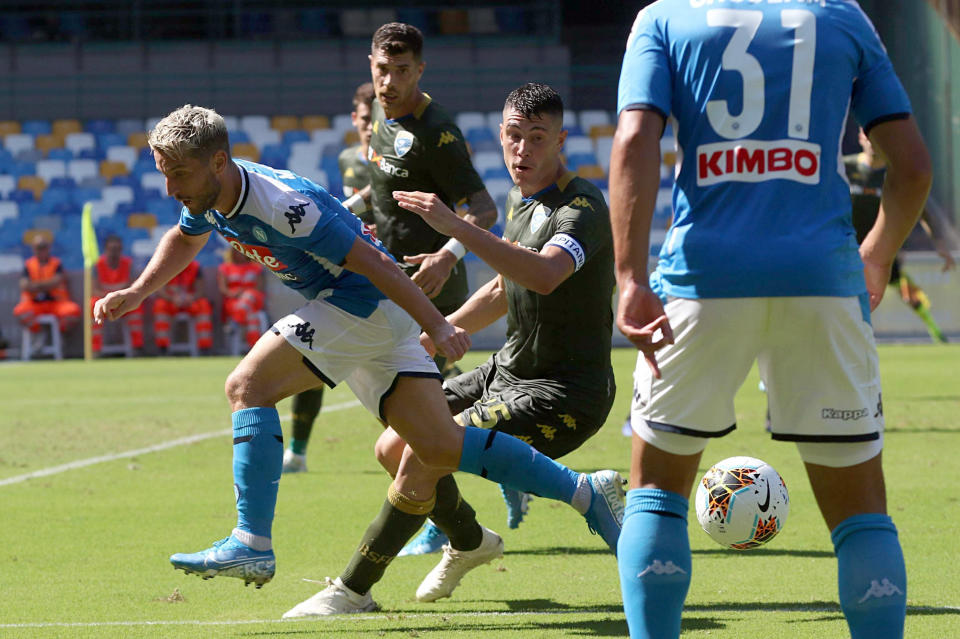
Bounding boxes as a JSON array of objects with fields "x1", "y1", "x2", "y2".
[
  {"x1": 504, "y1": 546, "x2": 611, "y2": 557},
  {"x1": 691, "y1": 548, "x2": 834, "y2": 558}
]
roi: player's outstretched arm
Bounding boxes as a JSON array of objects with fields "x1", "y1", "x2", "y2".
[
  {"x1": 395, "y1": 190, "x2": 575, "y2": 294},
  {"x1": 609, "y1": 108, "x2": 674, "y2": 378},
  {"x1": 860, "y1": 116, "x2": 933, "y2": 309},
  {"x1": 401, "y1": 188, "x2": 497, "y2": 299},
  {"x1": 343, "y1": 236, "x2": 470, "y2": 361},
  {"x1": 419, "y1": 274, "x2": 507, "y2": 356},
  {"x1": 94, "y1": 226, "x2": 209, "y2": 323}
]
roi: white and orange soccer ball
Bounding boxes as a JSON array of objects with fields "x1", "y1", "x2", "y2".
[{"x1": 694, "y1": 456, "x2": 789, "y2": 550}]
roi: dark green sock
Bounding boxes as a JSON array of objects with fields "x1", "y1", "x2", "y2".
[
  {"x1": 340, "y1": 497, "x2": 428, "y2": 595},
  {"x1": 430, "y1": 474, "x2": 483, "y2": 551},
  {"x1": 290, "y1": 386, "x2": 324, "y2": 454}
]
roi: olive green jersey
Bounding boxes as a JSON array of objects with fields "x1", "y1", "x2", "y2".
[
  {"x1": 496, "y1": 172, "x2": 615, "y2": 405},
  {"x1": 843, "y1": 154, "x2": 885, "y2": 245},
  {"x1": 368, "y1": 94, "x2": 485, "y2": 310},
  {"x1": 338, "y1": 144, "x2": 371, "y2": 198}
]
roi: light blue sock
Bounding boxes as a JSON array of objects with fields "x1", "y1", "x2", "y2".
[
  {"x1": 458, "y1": 426, "x2": 579, "y2": 503},
  {"x1": 832, "y1": 513, "x2": 906, "y2": 639},
  {"x1": 618, "y1": 488, "x2": 691, "y2": 639},
  {"x1": 232, "y1": 407, "x2": 284, "y2": 540}
]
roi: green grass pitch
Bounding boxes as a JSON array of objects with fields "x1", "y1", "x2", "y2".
[{"x1": 1, "y1": 346, "x2": 958, "y2": 638}]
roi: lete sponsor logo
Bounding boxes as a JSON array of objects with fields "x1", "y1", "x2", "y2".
[
  {"x1": 228, "y1": 240, "x2": 297, "y2": 280},
  {"x1": 696, "y1": 139, "x2": 820, "y2": 186}
]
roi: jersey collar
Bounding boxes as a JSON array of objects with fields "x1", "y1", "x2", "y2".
[
  {"x1": 223, "y1": 163, "x2": 250, "y2": 219},
  {"x1": 520, "y1": 171, "x2": 577, "y2": 203},
  {"x1": 385, "y1": 92, "x2": 432, "y2": 124}
]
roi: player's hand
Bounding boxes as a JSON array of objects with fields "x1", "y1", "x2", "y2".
[
  {"x1": 861, "y1": 254, "x2": 892, "y2": 311},
  {"x1": 616, "y1": 278, "x2": 674, "y2": 379},
  {"x1": 393, "y1": 191, "x2": 460, "y2": 236},
  {"x1": 404, "y1": 250, "x2": 456, "y2": 299},
  {"x1": 426, "y1": 321, "x2": 470, "y2": 362},
  {"x1": 419, "y1": 331, "x2": 437, "y2": 357},
  {"x1": 94, "y1": 289, "x2": 144, "y2": 324}
]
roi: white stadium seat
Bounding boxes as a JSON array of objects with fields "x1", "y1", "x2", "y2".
[
  {"x1": 578, "y1": 109, "x2": 612, "y2": 134},
  {"x1": 564, "y1": 136, "x2": 594, "y2": 156},
  {"x1": 65, "y1": 132, "x2": 96, "y2": 155},
  {"x1": 0, "y1": 175, "x2": 16, "y2": 198},
  {"x1": 101, "y1": 185, "x2": 135, "y2": 211},
  {"x1": 106, "y1": 145, "x2": 138, "y2": 171},
  {"x1": 456, "y1": 112, "x2": 487, "y2": 135},
  {"x1": 472, "y1": 151, "x2": 504, "y2": 175},
  {"x1": 4, "y1": 133, "x2": 34, "y2": 155},
  {"x1": 0, "y1": 201, "x2": 19, "y2": 223},
  {"x1": 140, "y1": 172, "x2": 166, "y2": 192},
  {"x1": 67, "y1": 159, "x2": 99, "y2": 183},
  {"x1": 35, "y1": 159, "x2": 67, "y2": 183}
]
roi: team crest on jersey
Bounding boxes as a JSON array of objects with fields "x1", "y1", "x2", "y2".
[
  {"x1": 252, "y1": 226, "x2": 268, "y2": 243},
  {"x1": 529, "y1": 204, "x2": 551, "y2": 233},
  {"x1": 394, "y1": 131, "x2": 415, "y2": 157}
]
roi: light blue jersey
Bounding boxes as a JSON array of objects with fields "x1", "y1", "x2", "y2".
[
  {"x1": 618, "y1": 0, "x2": 911, "y2": 299},
  {"x1": 179, "y1": 159, "x2": 388, "y2": 318}
]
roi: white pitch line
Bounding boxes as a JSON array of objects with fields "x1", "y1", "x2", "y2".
[
  {"x1": 0, "y1": 399, "x2": 362, "y2": 488},
  {"x1": 2, "y1": 605, "x2": 957, "y2": 629}
]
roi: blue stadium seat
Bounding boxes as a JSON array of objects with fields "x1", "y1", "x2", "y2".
[
  {"x1": 282, "y1": 130, "x2": 310, "y2": 146},
  {"x1": 10, "y1": 162, "x2": 36, "y2": 178},
  {"x1": 298, "y1": 8, "x2": 340, "y2": 36},
  {"x1": 145, "y1": 197, "x2": 180, "y2": 219},
  {"x1": 85, "y1": 119, "x2": 115, "y2": 135},
  {"x1": 259, "y1": 143, "x2": 290, "y2": 170},
  {"x1": 9, "y1": 188, "x2": 35, "y2": 204},
  {"x1": 131, "y1": 158, "x2": 159, "y2": 180},
  {"x1": 41, "y1": 187, "x2": 74, "y2": 209},
  {"x1": 566, "y1": 152, "x2": 598, "y2": 171},
  {"x1": 111, "y1": 174, "x2": 141, "y2": 192},
  {"x1": 22, "y1": 120, "x2": 51, "y2": 136},
  {"x1": 50, "y1": 201, "x2": 80, "y2": 217},
  {"x1": 0, "y1": 148, "x2": 13, "y2": 173},
  {"x1": 48, "y1": 176, "x2": 77, "y2": 190},
  {"x1": 96, "y1": 215, "x2": 126, "y2": 236},
  {"x1": 47, "y1": 148, "x2": 74, "y2": 161},
  {"x1": 72, "y1": 187, "x2": 102, "y2": 208},
  {"x1": 141, "y1": 187, "x2": 163, "y2": 201},
  {"x1": 137, "y1": 147, "x2": 154, "y2": 162},
  {"x1": 77, "y1": 148, "x2": 105, "y2": 161},
  {"x1": 482, "y1": 166, "x2": 511, "y2": 181},
  {"x1": 397, "y1": 8, "x2": 436, "y2": 35},
  {"x1": 115, "y1": 202, "x2": 141, "y2": 218},
  {"x1": 97, "y1": 132, "x2": 126, "y2": 151},
  {"x1": 229, "y1": 130, "x2": 251, "y2": 145}
]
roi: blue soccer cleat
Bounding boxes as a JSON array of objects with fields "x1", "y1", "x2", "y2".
[
  {"x1": 500, "y1": 484, "x2": 532, "y2": 529},
  {"x1": 170, "y1": 535, "x2": 276, "y2": 588},
  {"x1": 582, "y1": 470, "x2": 626, "y2": 556},
  {"x1": 398, "y1": 522, "x2": 448, "y2": 557}
]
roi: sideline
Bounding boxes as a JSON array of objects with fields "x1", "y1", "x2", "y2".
[{"x1": 0, "y1": 399, "x2": 362, "y2": 488}]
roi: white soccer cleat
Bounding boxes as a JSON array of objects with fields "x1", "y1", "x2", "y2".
[
  {"x1": 415, "y1": 525, "x2": 504, "y2": 602},
  {"x1": 281, "y1": 577, "x2": 379, "y2": 618},
  {"x1": 282, "y1": 449, "x2": 307, "y2": 474}
]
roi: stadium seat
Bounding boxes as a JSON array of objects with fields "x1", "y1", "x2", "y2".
[
  {"x1": 52, "y1": 119, "x2": 82, "y2": 138},
  {"x1": 0, "y1": 121, "x2": 21, "y2": 136},
  {"x1": 10, "y1": 161, "x2": 37, "y2": 178},
  {"x1": 311, "y1": 129, "x2": 343, "y2": 154},
  {"x1": 97, "y1": 132, "x2": 126, "y2": 151},
  {"x1": 106, "y1": 146, "x2": 137, "y2": 171},
  {"x1": 22, "y1": 120, "x2": 51, "y2": 136},
  {"x1": 301, "y1": 115, "x2": 331, "y2": 131},
  {"x1": 472, "y1": 151, "x2": 503, "y2": 176},
  {"x1": 128, "y1": 213, "x2": 157, "y2": 230},
  {"x1": 46, "y1": 147, "x2": 73, "y2": 161},
  {"x1": 576, "y1": 165, "x2": 606, "y2": 180},
  {"x1": 0, "y1": 201, "x2": 18, "y2": 223},
  {"x1": 17, "y1": 176, "x2": 45, "y2": 200},
  {"x1": 282, "y1": 130, "x2": 311, "y2": 146},
  {"x1": 467, "y1": 8, "x2": 498, "y2": 34},
  {"x1": 439, "y1": 10, "x2": 469, "y2": 35},
  {"x1": 21, "y1": 314, "x2": 63, "y2": 361},
  {"x1": 127, "y1": 132, "x2": 149, "y2": 152},
  {"x1": 484, "y1": 177, "x2": 513, "y2": 203},
  {"x1": 232, "y1": 143, "x2": 260, "y2": 162},
  {"x1": 100, "y1": 160, "x2": 129, "y2": 182},
  {"x1": 566, "y1": 152, "x2": 598, "y2": 171},
  {"x1": 466, "y1": 127, "x2": 498, "y2": 152},
  {"x1": 227, "y1": 129, "x2": 250, "y2": 145},
  {"x1": 259, "y1": 144, "x2": 289, "y2": 170},
  {"x1": 34, "y1": 133, "x2": 64, "y2": 156},
  {"x1": 145, "y1": 117, "x2": 163, "y2": 133},
  {"x1": 589, "y1": 124, "x2": 616, "y2": 140},
  {"x1": 0, "y1": 174, "x2": 16, "y2": 198},
  {"x1": 41, "y1": 186, "x2": 74, "y2": 209},
  {"x1": 562, "y1": 110, "x2": 579, "y2": 132},
  {"x1": 595, "y1": 136, "x2": 614, "y2": 172},
  {"x1": 9, "y1": 188, "x2": 36, "y2": 204},
  {"x1": 298, "y1": 8, "x2": 339, "y2": 36},
  {"x1": 240, "y1": 115, "x2": 271, "y2": 137},
  {"x1": 484, "y1": 111, "x2": 503, "y2": 138},
  {"x1": 0, "y1": 251, "x2": 23, "y2": 273},
  {"x1": 5, "y1": 133, "x2": 34, "y2": 156},
  {"x1": 101, "y1": 185, "x2": 135, "y2": 211},
  {"x1": 140, "y1": 172, "x2": 165, "y2": 193},
  {"x1": 85, "y1": 119, "x2": 115, "y2": 135},
  {"x1": 343, "y1": 130, "x2": 360, "y2": 146},
  {"x1": 35, "y1": 159, "x2": 67, "y2": 184},
  {"x1": 116, "y1": 118, "x2": 146, "y2": 137},
  {"x1": 77, "y1": 147, "x2": 105, "y2": 161},
  {"x1": 271, "y1": 116, "x2": 300, "y2": 133},
  {"x1": 65, "y1": 132, "x2": 96, "y2": 156},
  {"x1": 579, "y1": 110, "x2": 612, "y2": 133},
  {"x1": 67, "y1": 159, "x2": 99, "y2": 184},
  {"x1": 72, "y1": 187, "x2": 102, "y2": 208},
  {"x1": 482, "y1": 166, "x2": 510, "y2": 181},
  {"x1": 221, "y1": 116, "x2": 240, "y2": 132},
  {"x1": 564, "y1": 136, "x2": 594, "y2": 157},
  {"x1": 248, "y1": 129, "x2": 280, "y2": 150},
  {"x1": 330, "y1": 114, "x2": 352, "y2": 137},
  {"x1": 495, "y1": 7, "x2": 530, "y2": 34},
  {"x1": 456, "y1": 112, "x2": 488, "y2": 136},
  {"x1": 396, "y1": 8, "x2": 434, "y2": 35}
]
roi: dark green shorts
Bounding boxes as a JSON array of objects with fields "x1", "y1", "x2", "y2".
[{"x1": 443, "y1": 356, "x2": 612, "y2": 460}]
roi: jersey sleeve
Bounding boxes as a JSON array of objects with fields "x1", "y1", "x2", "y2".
[
  {"x1": 274, "y1": 189, "x2": 360, "y2": 266},
  {"x1": 425, "y1": 125, "x2": 486, "y2": 205},
  {"x1": 617, "y1": 7, "x2": 671, "y2": 118},
  {"x1": 179, "y1": 207, "x2": 214, "y2": 236},
  {"x1": 544, "y1": 200, "x2": 609, "y2": 272},
  {"x1": 848, "y1": 10, "x2": 912, "y2": 132}
]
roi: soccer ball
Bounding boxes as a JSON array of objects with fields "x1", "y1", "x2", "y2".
[{"x1": 694, "y1": 456, "x2": 789, "y2": 550}]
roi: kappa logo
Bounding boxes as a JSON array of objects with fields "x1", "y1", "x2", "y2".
[
  {"x1": 395, "y1": 130, "x2": 415, "y2": 157},
  {"x1": 437, "y1": 130, "x2": 457, "y2": 147},
  {"x1": 204, "y1": 211, "x2": 217, "y2": 226},
  {"x1": 821, "y1": 407, "x2": 869, "y2": 421},
  {"x1": 284, "y1": 202, "x2": 310, "y2": 234},
  {"x1": 857, "y1": 578, "x2": 904, "y2": 603},
  {"x1": 569, "y1": 196, "x2": 594, "y2": 211},
  {"x1": 637, "y1": 560, "x2": 687, "y2": 578},
  {"x1": 291, "y1": 321, "x2": 315, "y2": 349}
]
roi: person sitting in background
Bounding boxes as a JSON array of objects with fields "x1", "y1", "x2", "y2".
[
  {"x1": 14, "y1": 234, "x2": 82, "y2": 346},
  {"x1": 217, "y1": 250, "x2": 266, "y2": 352},
  {"x1": 152, "y1": 260, "x2": 213, "y2": 354},
  {"x1": 91, "y1": 234, "x2": 144, "y2": 356}
]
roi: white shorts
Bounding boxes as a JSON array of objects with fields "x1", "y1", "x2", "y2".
[
  {"x1": 630, "y1": 296, "x2": 884, "y2": 467},
  {"x1": 273, "y1": 298, "x2": 440, "y2": 419}
]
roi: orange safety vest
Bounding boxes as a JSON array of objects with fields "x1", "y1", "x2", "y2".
[
  {"x1": 96, "y1": 255, "x2": 133, "y2": 291},
  {"x1": 24, "y1": 256, "x2": 70, "y2": 302}
]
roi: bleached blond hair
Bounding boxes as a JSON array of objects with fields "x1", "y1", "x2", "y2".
[{"x1": 148, "y1": 104, "x2": 230, "y2": 161}]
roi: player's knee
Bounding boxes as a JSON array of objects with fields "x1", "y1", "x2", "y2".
[
  {"x1": 374, "y1": 430, "x2": 405, "y2": 475},
  {"x1": 225, "y1": 366, "x2": 262, "y2": 409}
]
